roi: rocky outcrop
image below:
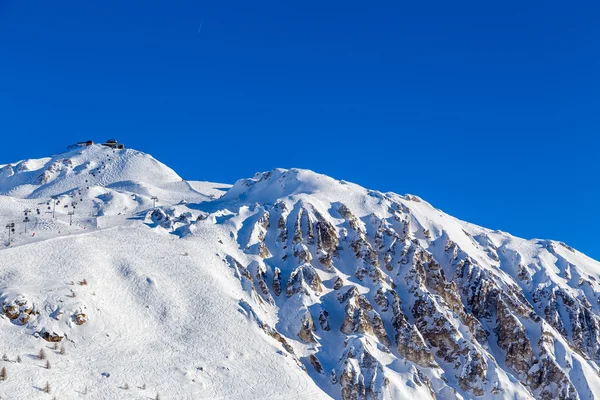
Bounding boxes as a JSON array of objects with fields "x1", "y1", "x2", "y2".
[
  {"x1": 527, "y1": 329, "x2": 578, "y2": 400},
  {"x1": 339, "y1": 340, "x2": 387, "y2": 400},
  {"x1": 73, "y1": 312, "x2": 87, "y2": 325},
  {"x1": 333, "y1": 276, "x2": 344, "y2": 290},
  {"x1": 286, "y1": 264, "x2": 323, "y2": 297},
  {"x1": 388, "y1": 290, "x2": 435, "y2": 367},
  {"x1": 272, "y1": 267, "x2": 282, "y2": 296},
  {"x1": 40, "y1": 330, "x2": 63, "y2": 342},
  {"x1": 319, "y1": 309, "x2": 331, "y2": 331},
  {"x1": 298, "y1": 311, "x2": 317, "y2": 343},
  {"x1": 310, "y1": 354, "x2": 324, "y2": 374},
  {"x1": 337, "y1": 287, "x2": 390, "y2": 348},
  {"x1": 2, "y1": 297, "x2": 33, "y2": 325},
  {"x1": 293, "y1": 243, "x2": 312, "y2": 264},
  {"x1": 255, "y1": 264, "x2": 275, "y2": 305},
  {"x1": 337, "y1": 204, "x2": 361, "y2": 231},
  {"x1": 215, "y1": 179, "x2": 600, "y2": 399},
  {"x1": 315, "y1": 211, "x2": 339, "y2": 269},
  {"x1": 495, "y1": 298, "x2": 534, "y2": 378}
]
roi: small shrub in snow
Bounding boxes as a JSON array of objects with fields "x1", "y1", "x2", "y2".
[
  {"x1": 2, "y1": 354, "x2": 7, "y2": 362},
  {"x1": 0, "y1": 366, "x2": 7, "y2": 380},
  {"x1": 44, "y1": 381, "x2": 51, "y2": 393},
  {"x1": 46, "y1": 360, "x2": 51, "y2": 369},
  {"x1": 39, "y1": 348, "x2": 46, "y2": 360},
  {"x1": 78, "y1": 279, "x2": 88, "y2": 286},
  {"x1": 16, "y1": 355, "x2": 21, "y2": 363},
  {"x1": 123, "y1": 383, "x2": 129, "y2": 390},
  {"x1": 59, "y1": 346, "x2": 66, "y2": 355}
]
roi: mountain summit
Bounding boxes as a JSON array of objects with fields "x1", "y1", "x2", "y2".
[{"x1": 0, "y1": 145, "x2": 599, "y2": 399}]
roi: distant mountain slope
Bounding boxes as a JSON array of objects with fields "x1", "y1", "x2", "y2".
[{"x1": 0, "y1": 146, "x2": 599, "y2": 399}]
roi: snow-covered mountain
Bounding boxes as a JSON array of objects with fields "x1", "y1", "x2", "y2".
[{"x1": 1, "y1": 144, "x2": 599, "y2": 399}]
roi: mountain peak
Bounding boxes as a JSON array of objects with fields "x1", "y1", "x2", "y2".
[
  {"x1": 0, "y1": 144, "x2": 181, "y2": 199},
  {"x1": 223, "y1": 168, "x2": 344, "y2": 201}
]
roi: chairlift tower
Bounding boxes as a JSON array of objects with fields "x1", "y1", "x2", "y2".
[
  {"x1": 68, "y1": 211, "x2": 75, "y2": 226},
  {"x1": 23, "y1": 209, "x2": 32, "y2": 233},
  {"x1": 51, "y1": 196, "x2": 58, "y2": 219},
  {"x1": 151, "y1": 196, "x2": 158, "y2": 208},
  {"x1": 5, "y1": 223, "x2": 15, "y2": 246}
]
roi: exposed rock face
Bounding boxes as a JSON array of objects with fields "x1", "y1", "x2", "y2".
[
  {"x1": 310, "y1": 354, "x2": 324, "y2": 374},
  {"x1": 149, "y1": 208, "x2": 173, "y2": 228},
  {"x1": 298, "y1": 311, "x2": 317, "y2": 343},
  {"x1": 40, "y1": 330, "x2": 63, "y2": 342},
  {"x1": 315, "y1": 211, "x2": 339, "y2": 269},
  {"x1": 252, "y1": 263, "x2": 275, "y2": 305},
  {"x1": 388, "y1": 290, "x2": 435, "y2": 367},
  {"x1": 527, "y1": 330, "x2": 579, "y2": 400},
  {"x1": 293, "y1": 243, "x2": 312, "y2": 264},
  {"x1": 319, "y1": 309, "x2": 331, "y2": 331},
  {"x1": 258, "y1": 242, "x2": 271, "y2": 258},
  {"x1": 272, "y1": 268, "x2": 282, "y2": 296},
  {"x1": 73, "y1": 313, "x2": 87, "y2": 325},
  {"x1": 337, "y1": 287, "x2": 391, "y2": 348},
  {"x1": 2, "y1": 297, "x2": 34, "y2": 326},
  {"x1": 3, "y1": 305, "x2": 19, "y2": 320},
  {"x1": 208, "y1": 169, "x2": 600, "y2": 399},
  {"x1": 286, "y1": 264, "x2": 323, "y2": 297},
  {"x1": 337, "y1": 204, "x2": 361, "y2": 231},
  {"x1": 333, "y1": 276, "x2": 344, "y2": 290},
  {"x1": 495, "y1": 298, "x2": 534, "y2": 378},
  {"x1": 4, "y1": 151, "x2": 598, "y2": 399},
  {"x1": 225, "y1": 256, "x2": 267, "y2": 305},
  {"x1": 339, "y1": 340, "x2": 387, "y2": 400}
]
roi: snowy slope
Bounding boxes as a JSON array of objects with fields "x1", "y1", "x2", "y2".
[{"x1": 1, "y1": 146, "x2": 599, "y2": 399}]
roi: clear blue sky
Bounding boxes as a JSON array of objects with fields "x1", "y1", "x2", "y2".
[{"x1": 1, "y1": 1, "x2": 599, "y2": 258}]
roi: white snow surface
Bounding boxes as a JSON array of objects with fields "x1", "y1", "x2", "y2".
[{"x1": 0, "y1": 145, "x2": 599, "y2": 399}]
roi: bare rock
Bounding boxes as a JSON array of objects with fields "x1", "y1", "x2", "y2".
[
  {"x1": 319, "y1": 310, "x2": 331, "y2": 331},
  {"x1": 286, "y1": 264, "x2": 323, "y2": 297},
  {"x1": 272, "y1": 267, "x2": 282, "y2": 296},
  {"x1": 298, "y1": 311, "x2": 317, "y2": 343},
  {"x1": 40, "y1": 330, "x2": 64, "y2": 342},
  {"x1": 310, "y1": 354, "x2": 324, "y2": 374},
  {"x1": 339, "y1": 340, "x2": 387, "y2": 400}
]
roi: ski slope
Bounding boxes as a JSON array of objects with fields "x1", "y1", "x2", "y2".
[{"x1": 1, "y1": 144, "x2": 599, "y2": 399}]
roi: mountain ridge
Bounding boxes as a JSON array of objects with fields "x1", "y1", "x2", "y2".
[{"x1": 0, "y1": 144, "x2": 599, "y2": 399}]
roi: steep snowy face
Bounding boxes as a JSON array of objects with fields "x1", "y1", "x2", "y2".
[
  {"x1": 2, "y1": 149, "x2": 600, "y2": 400},
  {"x1": 190, "y1": 168, "x2": 600, "y2": 400}
]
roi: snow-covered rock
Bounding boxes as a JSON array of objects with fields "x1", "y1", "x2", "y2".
[{"x1": 0, "y1": 145, "x2": 599, "y2": 399}]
